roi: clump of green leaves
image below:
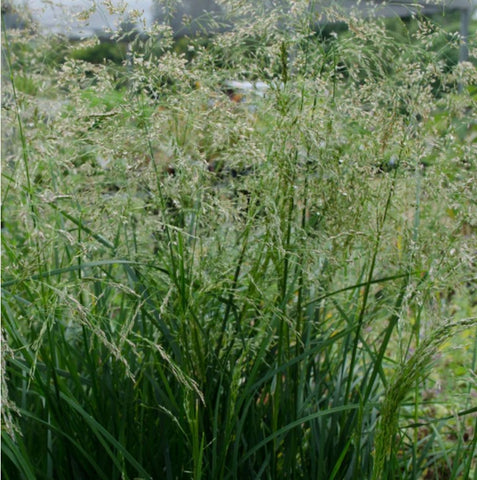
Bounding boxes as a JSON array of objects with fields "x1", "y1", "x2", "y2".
[{"x1": 2, "y1": 1, "x2": 476, "y2": 479}]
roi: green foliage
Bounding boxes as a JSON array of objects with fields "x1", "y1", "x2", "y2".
[
  {"x1": 70, "y1": 41, "x2": 126, "y2": 64},
  {"x1": 2, "y1": 2, "x2": 477, "y2": 479},
  {"x1": 9, "y1": 75, "x2": 38, "y2": 95}
]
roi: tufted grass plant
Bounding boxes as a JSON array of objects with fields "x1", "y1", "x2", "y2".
[{"x1": 2, "y1": 1, "x2": 477, "y2": 479}]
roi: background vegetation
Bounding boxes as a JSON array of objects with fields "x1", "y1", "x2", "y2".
[{"x1": 2, "y1": 1, "x2": 476, "y2": 479}]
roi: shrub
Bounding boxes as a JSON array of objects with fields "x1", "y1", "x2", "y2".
[{"x1": 2, "y1": 2, "x2": 476, "y2": 479}]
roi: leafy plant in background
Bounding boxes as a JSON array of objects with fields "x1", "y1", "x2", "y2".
[{"x1": 2, "y1": 1, "x2": 476, "y2": 479}]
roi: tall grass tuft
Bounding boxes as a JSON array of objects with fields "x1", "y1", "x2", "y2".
[{"x1": 2, "y1": 1, "x2": 476, "y2": 479}]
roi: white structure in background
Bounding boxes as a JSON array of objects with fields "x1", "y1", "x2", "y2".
[
  {"x1": 223, "y1": 81, "x2": 269, "y2": 98},
  {"x1": 3, "y1": 0, "x2": 158, "y2": 38}
]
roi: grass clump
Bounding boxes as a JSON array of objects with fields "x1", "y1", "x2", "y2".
[{"x1": 2, "y1": 1, "x2": 477, "y2": 479}]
